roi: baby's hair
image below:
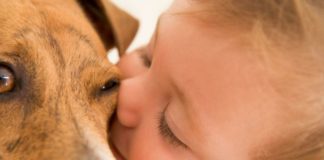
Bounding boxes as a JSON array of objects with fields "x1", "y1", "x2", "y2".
[{"x1": 194, "y1": 0, "x2": 324, "y2": 159}]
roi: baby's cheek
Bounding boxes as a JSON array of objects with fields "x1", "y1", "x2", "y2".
[
  {"x1": 128, "y1": 122, "x2": 195, "y2": 160},
  {"x1": 117, "y1": 80, "x2": 143, "y2": 128},
  {"x1": 128, "y1": 130, "x2": 171, "y2": 160}
]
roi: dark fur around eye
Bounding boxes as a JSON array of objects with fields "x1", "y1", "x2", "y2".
[{"x1": 100, "y1": 78, "x2": 120, "y2": 92}]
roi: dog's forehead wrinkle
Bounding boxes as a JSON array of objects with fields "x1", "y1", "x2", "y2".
[
  {"x1": 14, "y1": 26, "x2": 66, "y2": 68},
  {"x1": 54, "y1": 25, "x2": 108, "y2": 72},
  {"x1": 10, "y1": 12, "x2": 84, "y2": 74},
  {"x1": 45, "y1": 94, "x2": 62, "y2": 123},
  {"x1": 13, "y1": 3, "x2": 108, "y2": 68},
  {"x1": 66, "y1": 48, "x2": 113, "y2": 81},
  {"x1": 14, "y1": 27, "x2": 33, "y2": 39},
  {"x1": 65, "y1": 25, "x2": 97, "y2": 55},
  {"x1": 6, "y1": 137, "x2": 22, "y2": 153},
  {"x1": 40, "y1": 29, "x2": 66, "y2": 69},
  {"x1": 67, "y1": 103, "x2": 84, "y2": 138}
]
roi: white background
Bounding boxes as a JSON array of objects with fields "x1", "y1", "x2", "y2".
[{"x1": 108, "y1": 0, "x2": 173, "y2": 63}]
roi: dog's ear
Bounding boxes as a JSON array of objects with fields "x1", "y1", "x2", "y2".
[{"x1": 78, "y1": 0, "x2": 139, "y2": 56}]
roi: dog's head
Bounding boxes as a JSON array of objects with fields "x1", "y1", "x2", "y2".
[{"x1": 0, "y1": 0, "x2": 138, "y2": 159}]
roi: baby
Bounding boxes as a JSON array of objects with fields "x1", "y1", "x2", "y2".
[{"x1": 110, "y1": 0, "x2": 324, "y2": 159}]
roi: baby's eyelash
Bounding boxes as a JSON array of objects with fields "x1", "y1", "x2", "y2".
[{"x1": 158, "y1": 110, "x2": 188, "y2": 149}]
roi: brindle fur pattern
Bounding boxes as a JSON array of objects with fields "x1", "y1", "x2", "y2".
[{"x1": 0, "y1": 0, "x2": 136, "y2": 159}]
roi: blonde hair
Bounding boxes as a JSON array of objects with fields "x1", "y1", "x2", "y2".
[{"x1": 196, "y1": 0, "x2": 324, "y2": 159}]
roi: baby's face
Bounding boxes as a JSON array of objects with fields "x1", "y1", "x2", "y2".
[{"x1": 110, "y1": 0, "x2": 298, "y2": 159}]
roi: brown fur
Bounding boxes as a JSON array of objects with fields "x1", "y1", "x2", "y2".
[{"x1": 0, "y1": 0, "x2": 138, "y2": 159}]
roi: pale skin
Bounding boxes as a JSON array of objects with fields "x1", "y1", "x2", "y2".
[{"x1": 110, "y1": 0, "x2": 298, "y2": 159}]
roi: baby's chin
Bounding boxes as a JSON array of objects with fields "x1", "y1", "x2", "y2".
[
  {"x1": 109, "y1": 139, "x2": 127, "y2": 160},
  {"x1": 109, "y1": 116, "x2": 129, "y2": 160}
]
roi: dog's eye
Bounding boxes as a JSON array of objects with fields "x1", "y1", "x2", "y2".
[
  {"x1": 100, "y1": 78, "x2": 120, "y2": 92},
  {"x1": 0, "y1": 65, "x2": 15, "y2": 93}
]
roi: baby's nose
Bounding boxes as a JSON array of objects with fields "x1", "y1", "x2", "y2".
[
  {"x1": 117, "y1": 52, "x2": 148, "y2": 79},
  {"x1": 117, "y1": 77, "x2": 144, "y2": 128}
]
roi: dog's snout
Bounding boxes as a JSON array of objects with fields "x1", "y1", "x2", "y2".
[{"x1": 75, "y1": 126, "x2": 116, "y2": 160}]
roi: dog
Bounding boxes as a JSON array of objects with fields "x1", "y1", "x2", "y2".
[{"x1": 0, "y1": 0, "x2": 138, "y2": 159}]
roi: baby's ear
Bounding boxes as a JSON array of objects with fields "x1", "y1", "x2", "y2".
[{"x1": 78, "y1": 0, "x2": 139, "y2": 56}]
